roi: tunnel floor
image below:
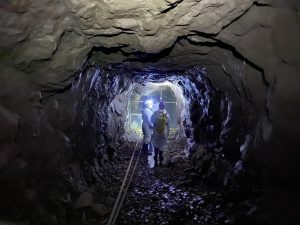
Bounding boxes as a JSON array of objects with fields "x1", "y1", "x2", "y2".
[
  {"x1": 118, "y1": 138, "x2": 259, "y2": 225},
  {"x1": 66, "y1": 132, "x2": 261, "y2": 225}
]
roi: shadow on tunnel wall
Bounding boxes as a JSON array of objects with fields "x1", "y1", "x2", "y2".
[
  {"x1": 0, "y1": 61, "x2": 299, "y2": 224},
  {"x1": 71, "y1": 65, "x2": 266, "y2": 200}
]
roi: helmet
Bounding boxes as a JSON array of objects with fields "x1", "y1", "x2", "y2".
[
  {"x1": 159, "y1": 101, "x2": 165, "y2": 109},
  {"x1": 144, "y1": 99, "x2": 153, "y2": 108}
]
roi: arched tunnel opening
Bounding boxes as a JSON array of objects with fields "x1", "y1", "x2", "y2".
[
  {"x1": 1, "y1": 1, "x2": 300, "y2": 225},
  {"x1": 64, "y1": 64, "x2": 261, "y2": 225},
  {"x1": 126, "y1": 81, "x2": 182, "y2": 133}
]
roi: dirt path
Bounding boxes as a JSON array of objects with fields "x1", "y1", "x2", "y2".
[
  {"x1": 119, "y1": 159, "x2": 222, "y2": 225},
  {"x1": 116, "y1": 136, "x2": 235, "y2": 225},
  {"x1": 98, "y1": 133, "x2": 260, "y2": 225}
]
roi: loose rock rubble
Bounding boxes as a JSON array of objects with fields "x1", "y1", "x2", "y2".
[{"x1": 109, "y1": 134, "x2": 262, "y2": 225}]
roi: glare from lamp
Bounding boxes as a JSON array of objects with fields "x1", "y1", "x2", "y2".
[{"x1": 145, "y1": 99, "x2": 153, "y2": 108}]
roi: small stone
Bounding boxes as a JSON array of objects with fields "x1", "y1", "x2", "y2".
[
  {"x1": 73, "y1": 192, "x2": 93, "y2": 209},
  {"x1": 198, "y1": 200, "x2": 205, "y2": 205},
  {"x1": 247, "y1": 206, "x2": 258, "y2": 216},
  {"x1": 91, "y1": 203, "x2": 110, "y2": 216},
  {"x1": 224, "y1": 219, "x2": 231, "y2": 223}
]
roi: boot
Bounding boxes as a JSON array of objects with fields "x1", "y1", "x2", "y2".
[
  {"x1": 142, "y1": 143, "x2": 148, "y2": 154},
  {"x1": 159, "y1": 150, "x2": 164, "y2": 166},
  {"x1": 154, "y1": 148, "x2": 159, "y2": 167}
]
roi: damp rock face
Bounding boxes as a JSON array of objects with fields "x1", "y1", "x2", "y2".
[
  {"x1": 0, "y1": 0, "x2": 300, "y2": 224},
  {"x1": 2, "y1": 0, "x2": 299, "y2": 73}
]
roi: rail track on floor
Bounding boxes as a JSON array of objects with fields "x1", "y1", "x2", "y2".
[{"x1": 106, "y1": 136, "x2": 142, "y2": 225}]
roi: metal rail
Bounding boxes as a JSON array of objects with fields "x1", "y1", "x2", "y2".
[{"x1": 106, "y1": 136, "x2": 142, "y2": 225}]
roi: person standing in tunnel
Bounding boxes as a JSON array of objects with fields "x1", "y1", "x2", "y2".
[
  {"x1": 151, "y1": 101, "x2": 170, "y2": 167},
  {"x1": 141, "y1": 99, "x2": 153, "y2": 155}
]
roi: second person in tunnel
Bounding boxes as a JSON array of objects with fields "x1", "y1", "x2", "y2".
[
  {"x1": 141, "y1": 100, "x2": 153, "y2": 154},
  {"x1": 151, "y1": 101, "x2": 170, "y2": 167}
]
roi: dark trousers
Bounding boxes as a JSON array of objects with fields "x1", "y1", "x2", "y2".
[
  {"x1": 142, "y1": 143, "x2": 148, "y2": 152},
  {"x1": 154, "y1": 148, "x2": 164, "y2": 162}
]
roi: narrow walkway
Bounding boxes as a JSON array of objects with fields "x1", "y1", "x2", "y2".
[
  {"x1": 116, "y1": 136, "x2": 232, "y2": 225},
  {"x1": 101, "y1": 133, "x2": 260, "y2": 225},
  {"x1": 119, "y1": 160, "x2": 222, "y2": 225}
]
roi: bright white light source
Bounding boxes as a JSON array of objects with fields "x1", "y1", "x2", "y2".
[{"x1": 145, "y1": 99, "x2": 153, "y2": 108}]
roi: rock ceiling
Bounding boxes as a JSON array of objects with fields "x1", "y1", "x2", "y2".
[{"x1": 0, "y1": 0, "x2": 299, "y2": 87}]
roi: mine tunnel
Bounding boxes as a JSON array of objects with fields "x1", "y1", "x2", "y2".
[{"x1": 0, "y1": 0, "x2": 300, "y2": 225}]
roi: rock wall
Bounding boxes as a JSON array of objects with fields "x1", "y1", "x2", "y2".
[
  {"x1": 173, "y1": 68, "x2": 258, "y2": 191},
  {"x1": 1, "y1": 0, "x2": 300, "y2": 224},
  {"x1": 0, "y1": 65, "x2": 74, "y2": 222},
  {"x1": 0, "y1": 63, "x2": 133, "y2": 223}
]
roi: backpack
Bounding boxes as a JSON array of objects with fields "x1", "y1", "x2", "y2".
[{"x1": 154, "y1": 111, "x2": 167, "y2": 134}]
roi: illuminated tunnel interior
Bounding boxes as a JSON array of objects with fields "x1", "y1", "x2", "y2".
[
  {"x1": 1, "y1": 1, "x2": 300, "y2": 225},
  {"x1": 127, "y1": 82, "x2": 182, "y2": 131}
]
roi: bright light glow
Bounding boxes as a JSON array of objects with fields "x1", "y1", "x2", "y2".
[{"x1": 145, "y1": 99, "x2": 153, "y2": 108}]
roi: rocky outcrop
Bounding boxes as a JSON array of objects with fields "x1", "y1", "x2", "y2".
[
  {"x1": 0, "y1": 0, "x2": 262, "y2": 78},
  {"x1": 1, "y1": 0, "x2": 300, "y2": 72},
  {"x1": 0, "y1": 0, "x2": 92, "y2": 89},
  {"x1": 1, "y1": 0, "x2": 300, "y2": 224}
]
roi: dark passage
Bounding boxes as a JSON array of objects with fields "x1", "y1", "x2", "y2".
[{"x1": 1, "y1": 1, "x2": 300, "y2": 225}]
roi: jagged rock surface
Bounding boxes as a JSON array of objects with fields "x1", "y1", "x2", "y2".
[{"x1": 0, "y1": 0, "x2": 300, "y2": 224}]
